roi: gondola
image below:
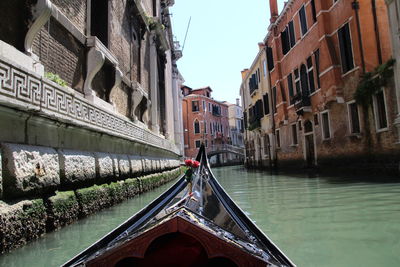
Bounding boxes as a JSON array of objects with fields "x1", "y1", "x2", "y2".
[{"x1": 62, "y1": 144, "x2": 295, "y2": 267}]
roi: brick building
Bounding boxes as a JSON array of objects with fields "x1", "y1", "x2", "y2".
[
  {"x1": 181, "y1": 86, "x2": 230, "y2": 163},
  {"x1": 241, "y1": 0, "x2": 399, "y2": 174}
]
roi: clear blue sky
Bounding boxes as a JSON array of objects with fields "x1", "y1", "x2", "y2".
[{"x1": 170, "y1": 0, "x2": 285, "y2": 105}]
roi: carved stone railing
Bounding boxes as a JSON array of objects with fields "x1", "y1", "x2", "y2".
[{"x1": 0, "y1": 55, "x2": 179, "y2": 155}]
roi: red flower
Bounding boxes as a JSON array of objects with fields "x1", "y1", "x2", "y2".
[
  {"x1": 184, "y1": 159, "x2": 193, "y2": 167},
  {"x1": 192, "y1": 160, "x2": 200, "y2": 168}
]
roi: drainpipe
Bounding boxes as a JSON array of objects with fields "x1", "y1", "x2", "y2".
[
  {"x1": 352, "y1": 0, "x2": 366, "y2": 74},
  {"x1": 371, "y1": 0, "x2": 383, "y2": 64}
]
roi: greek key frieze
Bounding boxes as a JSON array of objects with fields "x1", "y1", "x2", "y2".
[{"x1": 0, "y1": 58, "x2": 178, "y2": 154}]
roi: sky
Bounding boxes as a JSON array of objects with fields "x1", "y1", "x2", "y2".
[{"x1": 170, "y1": 0, "x2": 285, "y2": 105}]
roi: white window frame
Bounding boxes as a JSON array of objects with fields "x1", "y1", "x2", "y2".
[
  {"x1": 321, "y1": 110, "x2": 332, "y2": 140},
  {"x1": 346, "y1": 100, "x2": 361, "y2": 134},
  {"x1": 372, "y1": 88, "x2": 389, "y2": 132}
]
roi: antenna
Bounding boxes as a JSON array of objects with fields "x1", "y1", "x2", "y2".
[{"x1": 182, "y1": 16, "x2": 191, "y2": 52}]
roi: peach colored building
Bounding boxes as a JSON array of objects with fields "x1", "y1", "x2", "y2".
[
  {"x1": 242, "y1": 0, "x2": 399, "y2": 174},
  {"x1": 182, "y1": 86, "x2": 230, "y2": 163}
]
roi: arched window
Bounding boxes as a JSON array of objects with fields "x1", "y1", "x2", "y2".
[
  {"x1": 194, "y1": 120, "x2": 200, "y2": 134},
  {"x1": 304, "y1": 120, "x2": 313, "y2": 133},
  {"x1": 300, "y1": 64, "x2": 309, "y2": 97}
]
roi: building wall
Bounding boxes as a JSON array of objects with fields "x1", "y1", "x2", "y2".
[
  {"x1": 242, "y1": 0, "x2": 399, "y2": 174},
  {"x1": 182, "y1": 87, "x2": 230, "y2": 160}
]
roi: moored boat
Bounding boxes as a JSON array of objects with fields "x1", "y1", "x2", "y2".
[{"x1": 63, "y1": 144, "x2": 295, "y2": 267}]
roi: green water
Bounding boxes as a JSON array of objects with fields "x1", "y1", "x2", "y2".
[{"x1": 1, "y1": 166, "x2": 400, "y2": 266}]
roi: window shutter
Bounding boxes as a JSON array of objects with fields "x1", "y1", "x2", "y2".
[
  {"x1": 267, "y1": 47, "x2": 274, "y2": 71},
  {"x1": 289, "y1": 21, "x2": 296, "y2": 48}
]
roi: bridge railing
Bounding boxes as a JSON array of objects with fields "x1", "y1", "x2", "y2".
[{"x1": 209, "y1": 144, "x2": 244, "y2": 155}]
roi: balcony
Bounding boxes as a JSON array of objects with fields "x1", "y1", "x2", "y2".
[{"x1": 293, "y1": 93, "x2": 311, "y2": 115}]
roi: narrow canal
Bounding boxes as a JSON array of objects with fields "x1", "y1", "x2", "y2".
[{"x1": 1, "y1": 166, "x2": 400, "y2": 266}]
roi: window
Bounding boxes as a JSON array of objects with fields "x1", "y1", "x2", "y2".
[
  {"x1": 263, "y1": 60, "x2": 267, "y2": 77},
  {"x1": 314, "y1": 49, "x2": 321, "y2": 89},
  {"x1": 294, "y1": 68, "x2": 301, "y2": 95},
  {"x1": 281, "y1": 21, "x2": 296, "y2": 55},
  {"x1": 373, "y1": 90, "x2": 388, "y2": 130},
  {"x1": 311, "y1": 0, "x2": 317, "y2": 23},
  {"x1": 204, "y1": 121, "x2": 207, "y2": 133},
  {"x1": 209, "y1": 103, "x2": 211, "y2": 112},
  {"x1": 266, "y1": 47, "x2": 274, "y2": 71},
  {"x1": 194, "y1": 120, "x2": 200, "y2": 134},
  {"x1": 300, "y1": 64, "x2": 310, "y2": 96},
  {"x1": 338, "y1": 23, "x2": 354, "y2": 73},
  {"x1": 195, "y1": 140, "x2": 201, "y2": 148},
  {"x1": 321, "y1": 111, "x2": 331, "y2": 139},
  {"x1": 288, "y1": 21, "x2": 296, "y2": 48},
  {"x1": 291, "y1": 124, "x2": 298, "y2": 145},
  {"x1": 263, "y1": 93, "x2": 270, "y2": 115},
  {"x1": 299, "y1": 6, "x2": 308, "y2": 36},
  {"x1": 205, "y1": 140, "x2": 208, "y2": 147},
  {"x1": 249, "y1": 73, "x2": 259, "y2": 94},
  {"x1": 192, "y1": 101, "x2": 199, "y2": 112},
  {"x1": 298, "y1": 120, "x2": 302, "y2": 131},
  {"x1": 202, "y1": 100, "x2": 206, "y2": 111},
  {"x1": 276, "y1": 129, "x2": 281, "y2": 148},
  {"x1": 348, "y1": 101, "x2": 361, "y2": 134},
  {"x1": 314, "y1": 114, "x2": 319, "y2": 126},
  {"x1": 210, "y1": 122, "x2": 213, "y2": 134},
  {"x1": 307, "y1": 56, "x2": 316, "y2": 94},
  {"x1": 281, "y1": 28, "x2": 289, "y2": 55},
  {"x1": 263, "y1": 135, "x2": 270, "y2": 156},
  {"x1": 287, "y1": 74, "x2": 294, "y2": 105},
  {"x1": 91, "y1": 0, "x2": 109, "y2": 47}
]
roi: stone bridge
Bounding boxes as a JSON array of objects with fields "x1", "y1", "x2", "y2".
[{"x1": 207, "y1": 144, "x2": 244, "y2": 158}]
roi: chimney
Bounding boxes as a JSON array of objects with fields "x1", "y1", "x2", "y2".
[
  {"x1": 258, "y1": 42, "x2": 265, "y2": 51},
  {"x1": 269, "y1": 0, "x2": 278, "y2": 23},
  {"x1": 236, "y1": 98, "x2": 240, "y2": 106}
]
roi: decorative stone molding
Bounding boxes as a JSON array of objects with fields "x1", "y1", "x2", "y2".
[
  {"x1": 0, "y1": 55, "x2": 180, "y2": 155},
  {"x1": 25, "y1": 0, "x2": 52, "y2": 59}
]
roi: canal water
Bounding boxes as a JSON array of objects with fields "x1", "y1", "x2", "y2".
[{"x1": 1, "y1": 166, "x2": 400, "y2": 266}]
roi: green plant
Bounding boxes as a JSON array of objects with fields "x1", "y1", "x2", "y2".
[
  {"x1": 354, "y1": 59, "x2": 395, "y2": 107},
  {"x1": 45, "y1": 72, "x2": 67, "y2": 87}
]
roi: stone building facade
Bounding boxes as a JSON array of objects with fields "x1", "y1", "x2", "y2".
[
  {"x1": 0, "y1": 0, "x2": 184, "y2": 201},
  {"x1": 227, "y1": 99, "x2": 244, "y2": 148},
  {"x1": 241, "y1": 0, "x2": 399, "y2": 174},
  {"x1": 181, "y1": 86, "x2": 230, "y2": 164}
]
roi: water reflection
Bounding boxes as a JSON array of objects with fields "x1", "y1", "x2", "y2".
[
  {"x1": 1, "y1": 167, "x2": 400, "y2": 267},
  {"x1": 212, "y1": 166, "x2": 400, "y2": 267}
]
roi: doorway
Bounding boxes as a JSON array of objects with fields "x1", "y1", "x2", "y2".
[{"x1": 303, "y1": 120, "x2": 315, "y2": 167}]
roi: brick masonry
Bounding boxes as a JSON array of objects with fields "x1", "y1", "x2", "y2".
[
  {"x1": 242, "y1": 0, "x2": 400, "y2": 174},
  {"x1": 51, "y1": 0, "x2": 87, "y2": 33},
  {"x1": 32, "y1": 18, "x2": 85, "y2": 92}
]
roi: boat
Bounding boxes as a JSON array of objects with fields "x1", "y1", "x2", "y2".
[{"x1": 62, "y1": 144, "x2": 295, "y2": 267}]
